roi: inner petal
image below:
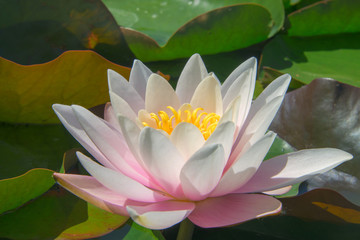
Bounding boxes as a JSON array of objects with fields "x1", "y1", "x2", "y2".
[{"x1": 141, "y1": 104, "x2": 220, "y2": 140}]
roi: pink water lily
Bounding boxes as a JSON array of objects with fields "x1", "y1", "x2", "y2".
[{"x1": 53, "y1": 54, "x2": 352, "y2": 230}]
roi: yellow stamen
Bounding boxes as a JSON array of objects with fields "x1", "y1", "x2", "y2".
[{"x1": 142, "y1": 106, "x2": 220, "y2": 140}]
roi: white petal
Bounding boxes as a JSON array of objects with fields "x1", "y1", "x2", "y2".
[
  {"x1": 170, "y1": 122, "x2": 205, "y2": 159},
  {"x1": 129, "y1": 59, "x2": 153, "y2": 99},
  {"x1": 180, "y1": 144, "x2": 226, "y2": 200},
  {"x1": 109, "y1": 91, "x2": 137, "y2": 121},
  {"x1": 205, "y1": 121, "x2": 235, "y2": 160},
  {"x1": 53, "y1": 104, "x2": 116, "y2": 170},
  {"x1": 145, "y1": 74, "x2": 180, "y2": 114},
  {"x1": 217, "y1": 96, "x2": 241, "y2": 126},
  {"x1": 230, "y1": 96, "x2": 283, "y2": 165},
  {"x1": 76, "y1": 152, "x2": 170, "y2": 202},
  {"x1": 211, "y1": 132, "x2": 276, "y2": 197},
  {"x1": 71, "y1": 105, "x2": 149, "y2": 184},
  {"x1": 221, "y1": 57, "x2": 257, "y2": 98},
  {"x1": 127, "y1": 201, "x2": 195, "y2": 230},
  {"x1": 249, "y1": 74, "x2": 291, "y2": 119},
  {"x1": 139, "y1": 127, "x2": 185, "y2": 197},
  {"x1": 108, "y1": 69, "x2": 145, "y2": 112},
  {"x1": 104, "y1": 103, "x2": 121, "y2": 131},
  {"x1": 176, "y1": 53, "x2": 208, "y2": 104},
  {"x1": 222, "y1": 68, "x2": 255, "y2": 128},
  {"x1": 237, "y1": 148, "x2": 353, "y2": 193},
  {"x1": 190, "y1": 76, "x2": 223, "y2": 115}
]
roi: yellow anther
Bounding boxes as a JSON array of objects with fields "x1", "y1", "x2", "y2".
[{"x1": 144, "y1": 105, "x2": 220, "y2": 139}]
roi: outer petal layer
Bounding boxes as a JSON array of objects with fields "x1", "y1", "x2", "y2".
[
  {"x1": 237, "y1": 148, "x2": 353, "y2": 193},
  {"x1": 53, "y1": 173, "x2": 130, "y2": 216},
  {"x1": 189, "y1": 193, "x2": 281, "y2": 228},
  {"x1": 127, "y1": 201, "x2": 195, "y2": 230},
  {"x1": 77, "y1": 152, "x2": 170, "y2": 202}
]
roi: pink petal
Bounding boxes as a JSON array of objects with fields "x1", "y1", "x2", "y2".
[
  {"x1": 145, "y1": 74, "x2": 180, "y2": 115},
  {"x1": 53, "y1": 104, "x2": 116, "y2": 171},
  {"x1": 180, "y1": 144, "x2": 226, "y2": 201},
  {"x1": 139, "y1": 127, "x2": 185, "y2": 198},
  {"x1": 127, "y1": 201, "x2": 195, "y2": 230},
  {"x1": 108, "y1": 69, "x2": 145, "y2": 112},
  {"x1": 188, "y1": 193, "x2": 281, "y2": 228},
  {"x1": 129, "y1": 59, "x2": 153, "y2": 100},
  {"x1": 190, "y1": 76, "x2": 223, "y2": 115},
  {"x1": 211, "y1": 132, "x2": 276, "y2": 197},
  {"x1": 176, "y1": 53, "x2": 208, "y2": 104},
  {"x1": 170, "y1": 122, "x2": 205, "y2": 159},
  {"x1": 237, "y1": 148, "x2": 353, "y2": 193},
  {"x1": 76, "y1": 152, "x2": 171, "y2": 202},
  {"x1": 71, "y1": 105, "x2": 149, "y2": 184},
  {"x1": 54, "y1": 173, "x2": 131, "y2": 216}
]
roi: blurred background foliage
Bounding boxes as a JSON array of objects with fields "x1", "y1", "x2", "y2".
[{"x1": 0, "y1": 0, "x2": 360, "y2": 239}]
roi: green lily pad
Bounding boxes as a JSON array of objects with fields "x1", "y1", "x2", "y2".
[
  {"x1": 104, "y1": 0, "x2": 284, "y2": 46},
  {"x1": 0, "y1": 0, "x2": 133, "y2": 65},
  {"x1": 288, "y1": 0, "x2": 360, "y2": 37},
  {"x1": 118, "y1": 1, "x2": 285, "y2": 61},
  {"x1": 264, "y1": 136, "x2": 295, "y2": 161},
  {"x1": 0, "y1": 51, "x2": 130, "y2": 124},
  {"x1": 0, "y1": 123, "x2": 79, "y2": 179},
  {"x1": 0, "y1": 185, "x2": 128, "y2": 239},
  {"x1": 270, "y1": 78, "x2": 360, "y2": 205},
  {"x1": 0, "y1": 168, "x2": 55, "y2": 215},
  {"x1": 261, "y1": 33, "x2": 360, "y2": 87},
  {"x1": 122, "y1": 222, "x2": 165, "y2": 240}
]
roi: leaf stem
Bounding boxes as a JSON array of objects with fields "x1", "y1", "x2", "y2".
[{"x1": 176, "y1": 218, "x2": 194, "y2": 240}]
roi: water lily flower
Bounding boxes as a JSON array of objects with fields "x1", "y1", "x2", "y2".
[{"x1": 53, "y1": 54, "x2": 352, "y2": 230}]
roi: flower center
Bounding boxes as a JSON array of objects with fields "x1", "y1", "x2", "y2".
[{"x1": 142, "y1": 106, "x2": 220, "y2": 140}]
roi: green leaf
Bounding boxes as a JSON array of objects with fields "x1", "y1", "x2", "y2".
[
  {"x1": 104, "y1": 0, "x2": 284, "y2": 46},
  {"x1": 122, "y1": 222, "x2": 165, "y2": 240},
  {"x1": 270, "y1": 78, "x2": 360, "y2": 205},
  {"x1": 119, "y1": 2, "x2": 284, "y2": 61},
  {"x1": 261, "y1": 33, "x2": 360, "y2": 87},
  {"x1": 0, "y1": 186, "x2": 128, "y2": 239},
  {"x1": 0, "y1": 0, "x2": 133, "y2": 65},
  {"x1": 0, "y1": 51, "x2": 130, "y2": 124},
  {"x1": 264, "y1": 136, "x2": 295, "y2": 161},
  {"x1": 288, "y1": 0, "x2": 360, "y2": 37},
  {"x1": 0, "y1": 123, "x2": 79, "y2": 179},
  {"x1": 0, "y1": 168, "x2": 55, "y2": 215}
]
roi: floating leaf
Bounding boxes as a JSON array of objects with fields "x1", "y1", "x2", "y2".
[
  {"x1": 0, "y1": 0, "x2": 134, "y2": 65},
  {"x1": 118, "y1": 1, "x2": 285, "y2": 61},
  {"x1": 0, "y1": 168, "x2": 54, "y2": 215},
  {"x1": 0, "y1": 51, "x2": 130, "y2": 124},
  {"x1": 288, "y1": 0, "x2": 360, "y2": 37},
  {"x1": 104, "y1": 0, "x2": 284, "y2": 46},
  {"x1": 0, "y1": 123, "x2": 79, "y2": 179},
  {"x1": 122, "y1": 222, "x2": 165, "y2": 240},
  {"x1": 261, "y1": 33, "x2": 360, "y2": 87},
  {"x1": 270, "y1": 78, "x2": 360, "y2": 205},
  {"x1": 0, "y1": 185, "x2": 127, "y2": 239}
]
